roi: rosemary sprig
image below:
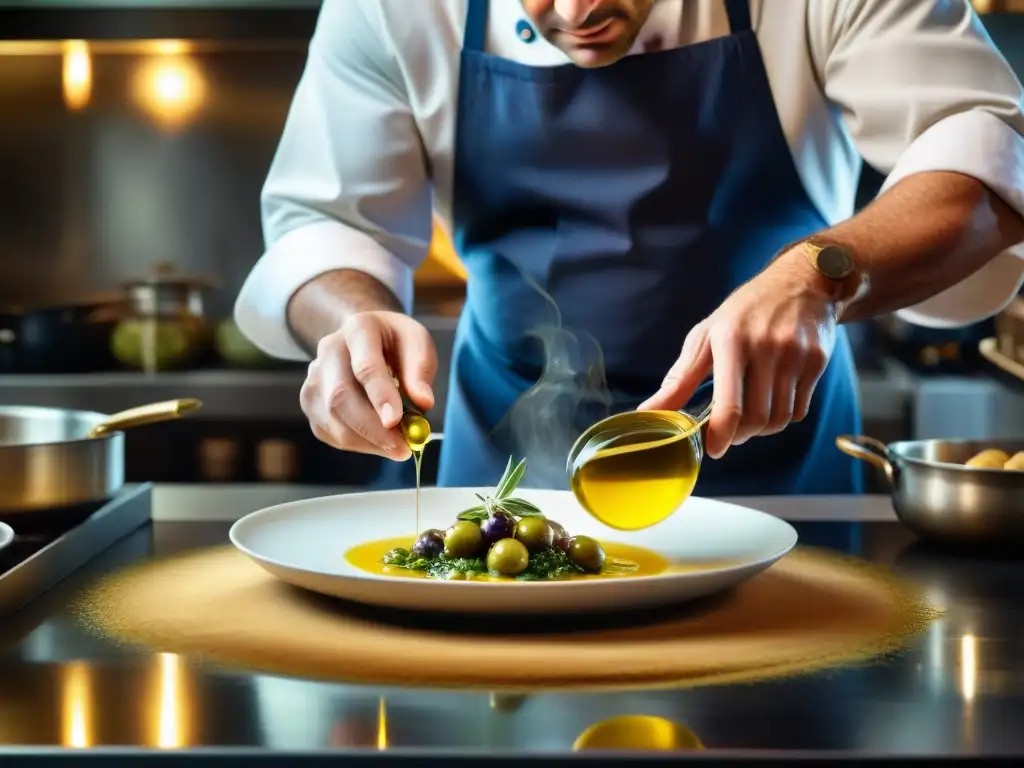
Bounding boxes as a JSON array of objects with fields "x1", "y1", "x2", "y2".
[{"x1": 457, "y1": 456, "x2": 544, "y2": 523}]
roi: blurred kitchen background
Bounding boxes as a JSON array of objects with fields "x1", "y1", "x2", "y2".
[{"x1": 3, "y1": 0, "x2": 1024, "y2": 492}]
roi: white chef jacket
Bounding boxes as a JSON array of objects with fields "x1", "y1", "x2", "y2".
[{"x1": 235, "y1": 0, "x2": 1024, "y2": 361}]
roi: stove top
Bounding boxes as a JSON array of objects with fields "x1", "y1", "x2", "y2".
[
  {"x1": 0, "y1": 531, "x2": 56, "y2": 578},
  {"x1": 0, "y1": 499, "x2": 107, "y2": 538},
  {"x1": 0, "y1": 485, "x2": 152, "y2": 616},
  {"x1": 0, "y1": 507, "x2": 105, "y2": 569}
]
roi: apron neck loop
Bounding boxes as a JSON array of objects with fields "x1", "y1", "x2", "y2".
[
  {"x1": 724, "y1": 0, "x2": 752, "y2": 34},
  {"x1": 465, "y1": 0, "x2": 489, "y2": 52}
]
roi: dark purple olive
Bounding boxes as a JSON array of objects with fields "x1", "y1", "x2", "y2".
[
  {"x1": 480, "y1": 510, "x2": 516, "y2": 547},
  {"x1": 412, "y1": 529, "x2": 445, "y2": 558},
  {"x1": 547, "y1": 520, "x2": 570, "y2": 552}
]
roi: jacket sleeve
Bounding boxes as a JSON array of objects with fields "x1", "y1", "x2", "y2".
[
  {"x1": 234, "y1": 0, "x2": 431, "y2": 359},
  {"x1": 813, "y1": 0, "x2": 1024, "y2": 327}
]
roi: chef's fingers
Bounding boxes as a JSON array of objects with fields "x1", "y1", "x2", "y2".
[
  {"x1": 301, "y1": 358, "x2": 352, "y2": 449},
  {"x1": 394, "y1": 320, "x2": 438, "y2": 412},
  {"x1": 310, "y1": 423, "x2": 386, "y2": 457},
  {"x1": 759, "y1": 330, "x2": 804, "y2": 436},
  {"x1": 327, "y1": 342, "x2": 409, "y2": 457},
  {"x1": 792, "y1": 348, "x2": 828, "y2": 423},
  {"x1": 736, "y1": 359, "x2": 773, "y2": 445},
  {"x1": 763, "y1": 369, "x2": 796, "y2": 436},
  {"x1": 638, "y1": 324, "x2": 711, "y2": 411},
  {"x1": 705, "y1": 329, "x2": 744, "y2": 459},
  {"x1": 301, "y1": 349, "x2": 405, "y2": 458},
  {"x1": 343, "y1": 315, "x2": 404, "y2": 430}
]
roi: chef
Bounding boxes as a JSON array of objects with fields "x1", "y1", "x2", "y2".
[{"x1": 236, "y1": 0, "x2": 1024, "y2": 495}]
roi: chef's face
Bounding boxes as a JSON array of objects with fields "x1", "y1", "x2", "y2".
[{"x1": 521, "y1": 0, "x2": 655, "y2": 68}]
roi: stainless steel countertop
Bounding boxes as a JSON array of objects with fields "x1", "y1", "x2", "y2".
[{"x1": 1, "y1": 487, "x2": 1021, "y2": 761}]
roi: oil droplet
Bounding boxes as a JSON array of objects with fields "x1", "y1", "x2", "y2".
[{"x1": 400, "y1": 411, "x2": 431, "y2": 451}]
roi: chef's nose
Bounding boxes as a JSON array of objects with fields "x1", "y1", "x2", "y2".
[{"x1": 554, "y1": 0, "x2": 602, "y2": 27}]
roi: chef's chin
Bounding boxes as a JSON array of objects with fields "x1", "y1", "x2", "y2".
[
  {"x1": 556, "y1": 14, "x2": 645, "y2": 68},
  {"x1": 562, "y1": 39, "x2": 633, "y2": 68},
  {"x1": 559, "y1": 26, "x2": 641, "y2": 68}
]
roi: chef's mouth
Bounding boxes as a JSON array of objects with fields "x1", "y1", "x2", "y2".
[{"x1": 558, "y1": 16, "x2": 622, "y2": 46}]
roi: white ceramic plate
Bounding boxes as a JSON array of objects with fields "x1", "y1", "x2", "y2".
[
  {"x1": 0, "y1": 521, "x2": 13, "y2": 553},
  {"x1": 230, "y1": 488, "x2": 798, "y2": 615}
]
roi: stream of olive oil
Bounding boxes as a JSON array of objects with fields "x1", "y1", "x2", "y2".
[
  {"x1": 400, "y1": 411, "x2": 431, "y2": 534},
  {"x1": 569, "y1": 412, "x2": 701, "y2": 531}
]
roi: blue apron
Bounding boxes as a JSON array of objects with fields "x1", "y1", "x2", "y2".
[{"x1": 438, "y1": 0, "x2": 863, "y2": 496}]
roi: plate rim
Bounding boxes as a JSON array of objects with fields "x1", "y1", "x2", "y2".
[
  {"x1": 228, "y1": 488, "x2": 799, "y2": 590},
  {"x1": 0, "y1": 521, "x2": 13, "y2": 551}
]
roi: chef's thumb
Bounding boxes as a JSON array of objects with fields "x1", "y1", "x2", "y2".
[
  {"x1": 396, "y1": 324, "x2": 437, "y2": 412},
  {"x1": 639, "y1": 333, "x2": 712, "y2": 412}
]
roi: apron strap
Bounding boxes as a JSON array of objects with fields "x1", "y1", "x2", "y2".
[
  {"x1": 464, "y1": 0, "x2": 489, "y2": 53},
  {"x1": 724, "y1": 0, "x2": 752, "y2": 33}
]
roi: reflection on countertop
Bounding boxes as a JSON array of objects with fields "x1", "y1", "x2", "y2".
[{"x1": 0, "y1": 491, "x2": 1022, "y2": 757}]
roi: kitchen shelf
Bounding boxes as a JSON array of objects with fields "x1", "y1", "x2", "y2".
[
  {"x1": 0, "y1": 368, "x2": 309, "y2": 418},
  {"x1": 0, "y1": 5, "x2": 319, "y2": 40}
]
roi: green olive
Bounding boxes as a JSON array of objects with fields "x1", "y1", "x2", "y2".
[
  {"x1": 486, "y1": 538, "x2": 530, "y2": 576},
  {"x1": 568, "y1": 535, "x2": 606, "y2": 574},
  {"x1": 514, "y1": 517, "x2": 554, "y2": 553},
  {"x1": 444, "y1": 520, "x2": 484, "y2": 558}
]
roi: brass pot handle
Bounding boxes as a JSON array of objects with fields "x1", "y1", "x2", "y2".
[
  {"x1": 88, "y1": 398, "x2": 203, "y2": 438},
  {"x1": 835, "y1": 434, "x2": 896, "y2": 485}
]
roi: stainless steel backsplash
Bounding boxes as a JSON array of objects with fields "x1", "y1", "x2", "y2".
[{"x1": 0, "y1": 42, "x2": 307, "y2": 316}]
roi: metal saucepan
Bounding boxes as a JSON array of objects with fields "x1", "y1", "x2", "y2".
[
  {"x1": 0, "y1": 399, "x2": 201, "y2": 518},
  {"x1": 836, "y1": 434, "x2": 1024, "y2": 551}
]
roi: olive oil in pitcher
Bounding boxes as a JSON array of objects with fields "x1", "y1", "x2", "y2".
[{"x1": 567, "y1": 410, "x2": 705, "y2": 531}]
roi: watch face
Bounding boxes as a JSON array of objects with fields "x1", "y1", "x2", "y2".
[{"x1": 817, "y1": 245, "x2": 854, "y2": 279}]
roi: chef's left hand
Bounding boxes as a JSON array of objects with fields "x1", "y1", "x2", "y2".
[{"x1": 638, "y1": 255, "x2": 839, "y2": 459}]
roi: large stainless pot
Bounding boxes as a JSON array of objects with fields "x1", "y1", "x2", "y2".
[
  {"x1": 0, "y1": 399, "x2": 200, "y2": 518},
  {"x1": 836, "y1": 434, "x2": 1024, "y2": 551}
]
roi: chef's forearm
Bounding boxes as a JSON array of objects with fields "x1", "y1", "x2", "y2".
[
  {"x1": 788, "y1": 171, "x2": 1024, "y2": 323},
  {"x1": 286, "y1": 269, "x2": 404, "y2": 355}
]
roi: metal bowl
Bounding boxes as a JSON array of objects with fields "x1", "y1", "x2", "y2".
[{"x1": 836, "y1": 435, "x2": 1024, "y2": 551}]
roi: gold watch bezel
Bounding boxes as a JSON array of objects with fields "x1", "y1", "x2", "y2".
[{"x1": 802, "y1": 240, "x2": 856, "y2": 281}]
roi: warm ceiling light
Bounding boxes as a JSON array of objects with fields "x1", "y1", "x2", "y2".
[
  {"x1": 130, "y1": 53, "x2": 206, "y2": 131},
  {"x1": 62, "y1": 40, "x2": 92, "y2": 111}
]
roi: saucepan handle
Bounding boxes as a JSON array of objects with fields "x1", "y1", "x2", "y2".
[{"x1": 835, "y1": 434, "x2": 897, "y2": 485}]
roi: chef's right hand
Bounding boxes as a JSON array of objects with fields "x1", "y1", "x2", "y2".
[{"x1": 300, "y1": 310, "x2": 437, "y2": 460}]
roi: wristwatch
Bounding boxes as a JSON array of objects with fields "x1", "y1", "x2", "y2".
[
  {"x1": 799, "y1": 239, "x2": 862, "y2": 303},
  {"x1": 803, "y1": 240, "x2": 854, "y2": 279}
]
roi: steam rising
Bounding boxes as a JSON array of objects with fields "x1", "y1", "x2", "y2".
[{"x1": 492, "y1": 267, "x2": 614, "y2": 490}]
